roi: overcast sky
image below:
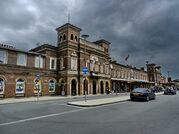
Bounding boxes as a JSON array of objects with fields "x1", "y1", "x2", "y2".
[{"x1": 0, "y1": 0, "x2": 179, "y2": 79}]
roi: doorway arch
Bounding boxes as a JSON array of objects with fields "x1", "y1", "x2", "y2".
[
  {"x1": 60, "y1": 80, "x2": 65, "y2": 96},
  {"x1": 71, "y1": 79, "x2": 77, "y2": 96},
  {"x1": 106, "y1": 81, "x2": 109, "y2": 92},
  {"x1": 93, "y1": 80, "x2": 97, "y2": 95},
  {"x1": 100, "y1": 81, "x2": 104, "y2": 94}
]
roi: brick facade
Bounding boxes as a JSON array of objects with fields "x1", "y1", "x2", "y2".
[{"x1": 0, "y1": 23, "x2": 165, "y2": 98}]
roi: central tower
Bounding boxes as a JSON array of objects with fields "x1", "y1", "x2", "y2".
[{"x1": 56, "y1": 23, "x2": 81, "y2": 96}]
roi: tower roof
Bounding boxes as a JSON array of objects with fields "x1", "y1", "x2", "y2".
[{"x1": 56, "y1": 23, "x2": 81, "y2": 32}]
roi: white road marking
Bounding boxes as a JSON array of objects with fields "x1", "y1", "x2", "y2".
[
  {"x1": 54, "y1": 103, "x2": 87, "y2": 109},
  {"x1": 0, "y1": 100, "x2": 128, "y2": 127},
  {"x1": 0, "y1": 108, "x2": 84, "y2": 127}
]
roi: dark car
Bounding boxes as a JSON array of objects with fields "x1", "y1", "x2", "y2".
[
  {"x1": 164, "y1": 87, "x2": 176, "y2": 95},
  {"x1": 130, "y1": 88, "x2": 156, "y2": 101}
]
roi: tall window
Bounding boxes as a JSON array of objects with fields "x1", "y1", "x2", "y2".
[
  {"x1": 71, "y1": 34, "x2": 74, "y2": 40},
  {"x1": 71, "y1": 57, "x2": 77, "y2": 70},
  {"x1": 16, "y1": 79, "x2": 25, "y2": 94},
  {"x1": 49, "y1": 80, "x2": 56, "y2": 92},
  {"x1": 0, "y1": 49, "x2": 7, "y2": 64},
  {"x1": 100, "y1": 65, "x2": 104, "y2": 73},
  {"x1": 63, "y1": 34, "x2": 66, "y2": 41},
  {"x1": 0, "y1": 78, "x2": 5, "y2": 94},
  {"x1": 17, "y1": 53, "x2": 26, "y2": 66},
  {"x1": 60, "y1": 36, "x2": 62, "y2": 42},
  {"x1": 60, "y1": 57, "x2": 65, "y2": 70},
  {"x1": 105, "y1": 65, "x2": 109, "y2": 74},
  {"x1": 35, "y1": 56, "x2": 43, "y2": 68},
  {"x1": 75, "y1": 36, "x2": 78, "y2": 42},
  {"x1": 50, "y1": 57, "x2": 57, "y2": 70}
]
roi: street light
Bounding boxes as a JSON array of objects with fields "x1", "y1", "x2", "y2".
[{"x1": 81, "y1": 34, "x2": 89, "y2": 102}]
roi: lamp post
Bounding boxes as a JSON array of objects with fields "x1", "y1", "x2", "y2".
[{"x1": 81, "y1": 34, "x2": 89, "y2": 102}]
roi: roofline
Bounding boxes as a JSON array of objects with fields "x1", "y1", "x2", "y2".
[
  {"x1": 56, "y1": 23, "x2": 81, "y2": 31},
  {"x1": 0, "y1": 45, "x2": 46, "y2": 57},
  {"x1": 110, "y1": 61, "x2": 147, "y2": 72},
  {"x1": 94, "y1": 39, "x2": 111, "y2": 45},
  {"x1": 29, "y1": 44, "x2": 58, "y2": 52}
]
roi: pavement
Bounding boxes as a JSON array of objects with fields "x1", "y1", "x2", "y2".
[
  {"x1": 0, "y1": 92, "x2": 164, "y2": 106},
  {"x1": 67, "y1": 92, "x2": 164, "y2": 107}
]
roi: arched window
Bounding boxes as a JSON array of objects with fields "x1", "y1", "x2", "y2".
[
  {"x1": 0, "y1": 78, "x2": 5, "y2": 94},
  {"x1": 63, "y1": 34, "x2": 66, "y2": 41},
  {"x1": 71, "y1": 34, "x2": 74, "y2": 40},
  {"x1": 16, "y1": 79, "x2": 25, "y2": 94},
  {"x1": 75, "y1": 36, "x2": 78, "y2": 42},
  {"x1": 60, "y1": 36, "x2": 62, "y2": 42},
  {"x1": 49, "y1": 80, "x2": 56, "y2": 92}
]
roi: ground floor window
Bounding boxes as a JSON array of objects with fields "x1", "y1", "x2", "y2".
[
  {"x1": 49, "y1": 80, "x2": 56, "y2": 92},
  {"x1": 0, "y1": 78, "x2": 5, "y2": 94},
  {"x1": 16, "y1": 79, "x2": 25, "y2": 94}
]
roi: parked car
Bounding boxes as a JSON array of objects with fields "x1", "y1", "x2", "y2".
[
  {"x1": 150, "y1": 86, "x2": 164, "y2": 93},
  {"x1": 130, "y1": 88, "x2": 156, "y2": 101},
  {"x1": 164, "y1": 87, "x2": 176, "y2": 95}
]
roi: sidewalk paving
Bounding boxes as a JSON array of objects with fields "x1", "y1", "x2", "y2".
[
  {"x1": 67, "y1": 95, "x2": 130, "y2": 107},
  {"x1": 0, "y1": 92, "x2": 164, "y2": 106},
  {"x1": 0, "y1": 94, "x2": 121, "y2": 105},
  {"x1": 67, "y1": 92, "x2": 164, "y2": 107},
  {"x1": 0, "y1": 96, "x2": 67, "y2": 105}
]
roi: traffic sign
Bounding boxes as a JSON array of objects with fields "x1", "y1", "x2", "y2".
[
  {"x1": 82, "y1": 66, "x2": 88, "y2": 74},
  {"x1": 35, "y1": 74, "x2": 40, "y2": 79}
]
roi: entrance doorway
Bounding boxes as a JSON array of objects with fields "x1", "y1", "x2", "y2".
[
  {"x1": 60, "y1": 80, "x2": 65, "y2": 96},
  {"x1": 71, "y1": 79, "x2": 77, "y2": 96},
  {"x1": 100, "y1": 81, "x2": 104, "y2": 94},
  {"x1": 93, "y1": 80, "x2": 97, "y2": 94}
]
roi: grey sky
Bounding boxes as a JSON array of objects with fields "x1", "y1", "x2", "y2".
[{"x1": 0, "y1": 0, "x2": 179, "y2": 79}]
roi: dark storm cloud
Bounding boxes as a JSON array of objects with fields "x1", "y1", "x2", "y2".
[
  {"x1": 0, "y1": 0, "x2": 179, "y2": 78},
  {"x1": 72, "y1": 0, "x2": 179, "y2": 78}
]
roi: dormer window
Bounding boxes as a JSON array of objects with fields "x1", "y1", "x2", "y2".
[{"x1": 71, "y1": 34, "x2": 74, "y2": 40}]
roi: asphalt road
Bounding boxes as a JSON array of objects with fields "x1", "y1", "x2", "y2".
[{"x1": 0, "y1": 93, "x2": 179, "y2": 134}]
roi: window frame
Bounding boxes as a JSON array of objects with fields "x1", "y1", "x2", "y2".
[
  {"x1": 48, "y1": 79, "x2": 56, "y2": 92},
  {"x1": 35, "y1": 56, "x2": 43, "y2": 68},
  {"x1": 0, "y1": 49, "x2": 7, "y2": 64},
  {"x1": 71, "y1": 57, "x2": 77, "y2": 70},
  {"x1": 16, "y1": 78, "x2": 25, "y2": 94},
  {"x1": 50, "y1": 57, "x2": 57, "y2": 70},
  {"x1": 0, "y1": 78, "x2": 5, "y2": 94},
  {"x1": 17, "y1": 53, "x2": 27, "y2": 66}
]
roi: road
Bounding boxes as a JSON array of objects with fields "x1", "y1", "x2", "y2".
[{"x1": 0, "y1": 93, "x2": 179, "y2": 134}]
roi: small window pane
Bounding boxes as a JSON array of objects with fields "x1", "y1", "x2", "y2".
[
  {"x1": 35, "y1": 56, "x2": 43, "y2": 68},
  {"x1": 50, "y1": 58, "x2": 57, "y2": 70},
  {"x1": 0, "y1": 50, "x2": 7, "y2": 64},
  {"x1": 17, "y1": 53, "x2": 26, "y2": 66}
]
